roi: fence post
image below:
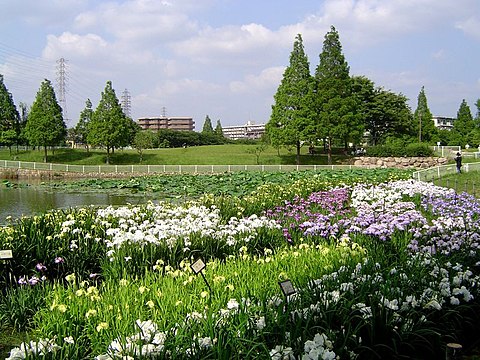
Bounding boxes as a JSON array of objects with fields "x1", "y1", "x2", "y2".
[
  {"x1": 83, "y1": 165, "x2": 85, "y2": 173},
  {"x1": 465, "y1": 163, "x2": 469, "y2": 173},
  {"x1": 147, "y1": 165, "x2": 150, "y2": 173}
]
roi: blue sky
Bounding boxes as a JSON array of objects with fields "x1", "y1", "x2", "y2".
[{"x1": 1, "y1": 0, "x2": 479, "y2": 128}]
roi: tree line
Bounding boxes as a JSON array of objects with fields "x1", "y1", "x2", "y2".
[
  {"x1": 0, "y1": 78, "x2": 139, "y2": 163},
  {"x1": 266, "y1": 26, "x2": 480, "y2": 164},
  {"x1": 0, "y1": 77, "x2": 230, "y2": 164}
]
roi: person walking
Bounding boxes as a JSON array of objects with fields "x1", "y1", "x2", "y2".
[{"x1": 454, "y1": 152, "x2": 462, "y2": 173}]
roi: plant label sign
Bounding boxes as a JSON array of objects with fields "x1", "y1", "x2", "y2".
[
  {"x1": 191, "y1": 258, "x2": 206, "y2": 275},
  {"x1": 279, "y1": 279, "x2": 296, "y2": 297},
  {"x1": 0, "y1": 250, "x2": 13, "y2": 259}
]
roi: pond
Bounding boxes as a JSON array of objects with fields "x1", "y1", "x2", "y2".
[{"x1": 0, "y1": 180, "x2": 157, "y2": 225}]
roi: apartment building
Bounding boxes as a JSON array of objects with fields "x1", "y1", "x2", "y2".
[
  {"x1": 222, "y1": 121, "x2": 265, "y2": 140},
  {"x1": 137, "y1": 116, "x2": 195, "y2": 131}
]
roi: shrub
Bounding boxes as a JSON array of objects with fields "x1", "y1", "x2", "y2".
[{"x1": 366, "y1": 142, "x2": 433, "y2": 157}]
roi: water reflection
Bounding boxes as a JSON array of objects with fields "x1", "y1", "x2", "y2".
[{"x1": 0, "y1": 180, "x2": 155, "y2": 224}]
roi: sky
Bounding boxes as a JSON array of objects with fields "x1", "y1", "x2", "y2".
[{"x1": 1, "y1": 0, "x2": 480, "y2": 129}]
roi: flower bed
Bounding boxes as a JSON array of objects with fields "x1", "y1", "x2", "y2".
[{"x1": 1, "y1": 170, "x2": 480, "y2": 359}]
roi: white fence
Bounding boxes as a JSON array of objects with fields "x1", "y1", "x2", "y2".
[
  {"x1": 412, "y1": 161, "x2": 480, "y2": 181},
  {"x1": 0, "y1": 160, "x2": 374, "y2": 174}
]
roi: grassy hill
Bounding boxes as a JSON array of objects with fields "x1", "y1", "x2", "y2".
[{"x1": 0, "y1": 145, "x2": 349, "y2": 165}]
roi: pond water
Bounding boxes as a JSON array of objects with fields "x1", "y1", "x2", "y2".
[{"x1": 0, "y1": 180, "x2": 156, "y2": 225}]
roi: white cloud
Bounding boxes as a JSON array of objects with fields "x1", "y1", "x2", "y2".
[
  {"x1": 456, "y1": 16, "x2": 480, "y2": 39},
  {"x1": 229, "y1": 67, "x2": 285, "y2": 93},
  {"x1": 42, "y1": 32, "x2": 108, "y2": 60}
]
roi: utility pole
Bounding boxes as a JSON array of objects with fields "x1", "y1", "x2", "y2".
[
  {"x1": 161, "y1": 106, "x2": 167, "y2": 118},
  {"x1": 121, "y1": 88, "x2": 131, "y2": 118},
  {"x1": 56, "y1": 58, "x2": 68, "y2": 122},
  {"x1": 418, "y1": 111, "x2": 422, "y2": 142}
]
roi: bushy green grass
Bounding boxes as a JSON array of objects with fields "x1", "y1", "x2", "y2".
[
  {"x1": 431, "y1": 170, "x2": 480, "y2": 197},
  {"x1": 0, "y1": 145, "x2": 349, "y2": 165}
]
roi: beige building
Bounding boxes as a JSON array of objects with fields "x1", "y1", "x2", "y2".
[
  {"x1": 432, "y1": 116, "x2": 455, "y2": 130},
  {"x1": 137, "y1": 116, "x2": 195, "y2": 131},
  {"x1": 222, "y1": 121, "x2": 266, "y2": 140}
]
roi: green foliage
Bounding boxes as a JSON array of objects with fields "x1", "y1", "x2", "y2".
[
  {"x1": 24, "y1": 79, "x2": 66, "y2": 162},
  {"x1": 0, "y1": 75, "x2": 20, "y2": 150},
  {"x1": 451, "y1": 99, "x2": 474, "y2": 147},
  {"x1": 414, "y1": 86, "x2": 437, "y2": 143},
  {"x1": 202, "y1": 115, "x2": 214, "y2": 133},
  {"x1": 352, "y1": 76, "x2": 414, "y2": 145},
  {"x1": 267, "y1": 33, "x2": 315, "y2": 165},
  {"x1": 87, "y1": 81, "x2": 138, "y2": 164},
  {"x1": 74, "y1": 98, "x2": 93, "y2": 147},
  {"x1": 215, "y1": 119, "x2": 223, "y2": 137},
  {"x1": 315, "y1": 26, "x2": 361, "y2": 162},
  {"x1": 366, "y1": 142, "x2": 434, "y2": 157},
  {"x1": 0, "y1": 284, "x2": 52, "y2": 331},
  {"x1": 156, "y1": 128, "x2": 226, "y2": 148},
  {"x1": 133, "y1": 130, "x2": 156, "y2": 162}
]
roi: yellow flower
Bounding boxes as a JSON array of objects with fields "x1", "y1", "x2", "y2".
[
  {"x1": 200, "y1": 291, "x2": 209, "y2": 298},
  {"x1": 65, "y1": 273, "x2": 76, "y2": 283},
  {"x1": 138, "y1": 286, "x2": 149, "y2": 294},
  {"x1": 75, "y1": 289, "x2": 85, "y2": 297},
  {"x1": 175, "y1": 300, "x2": 183, "y2": 306},
  {"x1": 146, "y1": 300, "x2": 155, "y2": 309},
  {"x1": 87, "y1": 286, "x2": 98, "y2": 295},
  {"x1": 96, "y1": 322, "x2": 108, "y2": 332},
  {"x1": 119, "y1": 279, "x2": 129, "y2": 286},
  {"x1": 213, "y1": 275, "x2": 225, "y2": 283},
  {"x1": 85, "y1": 309, "x2": 97, "y2": 318},
  {"x1": 57, "y1": 304, "x2": 67, "y2": 313},
  {"x1": 225, "y1": 284, "x2": 234, "y2": 291}
]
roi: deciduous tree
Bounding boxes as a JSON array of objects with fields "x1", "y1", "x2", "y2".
[
  {"x1": 88, "y1": 81, "x2": 138, "y2": 164},
  {"x1": 24, "y1": 79, "x2": 66, "y2": 162},
  {"x1": 202, "y1": 115, "x2": 214, "y2": 133},
  {"x1": 267, "y1": 33, "x2": 315, "y2": 165},
  {"x1": 215, "y1": 119, "x2": 224, "y2": 137},
  {"x1": 75, "y1": 98, "x2": 93, "y2": 150},
  {"x1": 413, "y1": 86, "x2": 436, "y2": 143},
  {"x1": 315, "y1": 26, "x2": 360, "y2": 163},
  {"x1": 0, "y1": 75, "x2": 20, "y2": 153},
  {"x1": 451, "y1": 99, "x2": 474, "y2": 147}
]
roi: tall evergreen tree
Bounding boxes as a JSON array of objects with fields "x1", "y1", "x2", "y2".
[
  {"x1": 202, "y1": 115, "x2": 214, "y2": 133},
  {"x1": 451, "y1": 99, "x2": 474, "y2": 147},
  {"x1": 266, "y1": 33, "x2": 315, "y2": 165},
  {"x1": 413, "y1": 86, "x2": 436, "y2": 143},
  {"x1": 88, "y1": 81, "x2": 137, "y2": 164},
  {"x1": 0, "y1": 75, "x2": 20, "y2": 153},
  {"x1": 75, "y1": 98, "x2": 93, "y2": 150},
  {"x1": 315, "y1": 26, "x2": 360, "y2": 163},
  {"x1": 24, "y1": 79, "x2": 66, "y2": 162},
  {"x1": 214, "y1": 119, "x2": 224, "y2": 137}
]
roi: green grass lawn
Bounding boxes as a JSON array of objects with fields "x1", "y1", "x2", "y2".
[
  {"x1": 431, "y1": 170, "x2": 480, "y2": 198},
  {"x1": 0, "y1": 145, "x2": 349, "y2": 166}
]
